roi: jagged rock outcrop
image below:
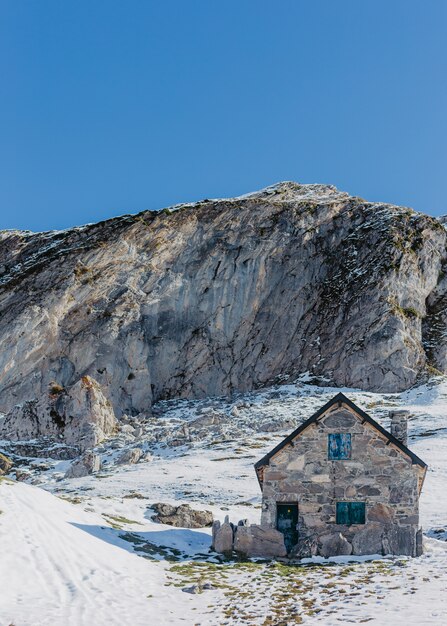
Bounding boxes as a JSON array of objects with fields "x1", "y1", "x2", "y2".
[
  {"x1": 0, "y1": 375, "x2": 117, "y2": 450},
  {"x1": 1, "y1": 182, "x2": 447, "y2": 424}
]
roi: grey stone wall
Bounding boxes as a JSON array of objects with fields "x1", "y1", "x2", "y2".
[
  {"x1": 212, "y1": 517, "x2": 287, "y2": 558},
  {"x1": 259, "y1": 403, "x2": 424, "y2": 558}
]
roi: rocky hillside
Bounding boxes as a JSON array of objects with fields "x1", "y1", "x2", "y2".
[{"x1": 1, "y1": 182, "x2": 446, "y2": 430}]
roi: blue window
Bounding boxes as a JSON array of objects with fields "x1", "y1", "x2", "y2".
[
  {"x1": 328, "y1": 433, "x2": 352, "y2": 460},
  {"x1": 336, "y1": 502, "x2": 366, "y2": 525}
]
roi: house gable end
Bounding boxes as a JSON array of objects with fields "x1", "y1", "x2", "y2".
[{"x1": 254, "y1": 393, "x2": 427, "y2": 488}]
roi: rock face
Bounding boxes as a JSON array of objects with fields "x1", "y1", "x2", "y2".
[
  {"x1": 0, "y1": 376, "x2": 117, "y2": 451},
  {"x1": 151, "y1": 503, "x2": 213, "y2": 528},
  {"x1": 0, "y1": 182, "x2": 447, "y2": 422}
]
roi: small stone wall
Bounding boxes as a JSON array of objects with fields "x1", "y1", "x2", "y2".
[
  {"x1": 212, "y1": 516, "x2": 287, "y2": 558},
  {"x1": 212, "y1": 516, "x2": 423, "y2": 559}
]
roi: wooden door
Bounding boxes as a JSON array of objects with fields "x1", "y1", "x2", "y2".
[{"x1": 276, "y1": 503, "x2": 298, "y2": 553}]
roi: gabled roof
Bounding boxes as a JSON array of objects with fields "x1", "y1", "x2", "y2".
[{"x1": 254, "y1": 392, "x2": 427, "y2": 482}]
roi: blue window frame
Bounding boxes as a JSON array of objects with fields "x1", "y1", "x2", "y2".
[
  {"x1": 328, "y1": 433, "x2": 352, "y2": 460},
  {"x1": 336, "y1": 502, "x2": 366, "y2": 525}
]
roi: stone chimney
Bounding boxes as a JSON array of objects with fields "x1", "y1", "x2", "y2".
[{"x1": 389, "y1": 410, "x2": 409, "y2": 446}]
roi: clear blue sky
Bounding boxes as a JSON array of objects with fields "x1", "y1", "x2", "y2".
[{"x1": 1, "y1": 1, "x2": 446, "y2": 231}]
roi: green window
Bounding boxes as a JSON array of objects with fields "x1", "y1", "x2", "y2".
[
  {"x1": 336, "y1": 502, "x2": 366, "y2": 525},
  {"x1": 328, "y1": 433, "x2": 352, "y2": 460}
]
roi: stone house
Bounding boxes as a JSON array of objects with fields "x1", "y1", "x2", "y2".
[{"x1": 212, "y1": 393, "x2": 427, "y2": 559}]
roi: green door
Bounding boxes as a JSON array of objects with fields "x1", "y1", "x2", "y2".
[{"x1": 276, "y1": 503, "x2": 298, "y2": 553}]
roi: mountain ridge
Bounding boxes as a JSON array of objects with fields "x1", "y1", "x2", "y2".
[{"x1": 1, "y1": 182, "x2": 447, "y2": 436}]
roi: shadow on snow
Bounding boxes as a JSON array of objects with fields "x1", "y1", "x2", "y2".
[{"x1": 71, "y1": 522, "x2": 213, "y2": 561}]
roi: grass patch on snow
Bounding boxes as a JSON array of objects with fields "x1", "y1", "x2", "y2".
[
  {"x1": 166, "y1": 559, "x2": 404, "y2": 624},
  {"x1": 102, "y1": 514, "x2": 143, "y2": 529},
  {"x1": 57, "y1": 495, "x2": 85, "y2": 505}
]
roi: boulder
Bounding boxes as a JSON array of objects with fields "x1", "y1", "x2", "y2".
[
  {"x1": 166, "y1": 438, "x2": 189, "y2": 448},
  {"x1": 65, "y1": 451, "x2": 101, "y2": 478},
  {"x1": 120, "y1": 424, "x2": 136, "y2": 437},
  {"x1": 289, "y1": 536, "x2": 318, "y2": 559},
  {"x1": 0, "y1": 452, "x2": 13, "y2": 475},
  {"x1": 352, "y1": 524, "x2": 384, "y2": 555},
  {"x1": 234, "y1": 524, "x2": 287, "y2": 558},
  {"x1": 151, "y1": 503, "x2": 213, "y2": 528},
  {"x1": 181, "y1": 581, "x2": 215, "y2": 594},
  {"x1": 188, "y1": 412, "x2": 225, "y2": 429},
  {"x1": 152, "y1": 502, "x2": 176, "y2": 517},
  {"x1": 382, "y1": 525, "x2": 417, "y2": 557},
  {"x1": 317, "y1": 532, "x2": 352, "y2": 558},
  {"x1": 182, "y1": 585, "x2": 201, "y2": 594},
  {"x1": 202, "y1": 582, "x2": 215, "y2": 590},
  {"x1": 116, "y1": 447, "x2": 143, "y2": 465},
  {"x1": 233, "y1": 526, "x2": 252, "y2": 555},
  {"x1": 212, "y1": 516, "x2": 234, "y2": 554},
  {"x1": 14, "y1": 469, "x2": 31, "y2": 482}
]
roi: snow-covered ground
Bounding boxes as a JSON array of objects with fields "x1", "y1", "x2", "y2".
[{"x1": 1, "y1": 379, "x2": 447, "y2": 625}]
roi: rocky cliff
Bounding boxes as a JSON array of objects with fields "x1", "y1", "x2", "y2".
[{"x1": 0, "y1": 182, "x2": 446, "y2": 428}]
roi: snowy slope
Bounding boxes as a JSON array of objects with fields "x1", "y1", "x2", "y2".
[
  {"x1": 1, "y1": 379, "x2": 447, "y2": 625},
  {"x1": 0, "y1": 480, "x2": 206, "y2": 626}
]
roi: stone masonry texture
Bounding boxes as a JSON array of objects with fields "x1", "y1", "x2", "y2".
[{"x1": 258, "y1": 400, "x2": 425, "y2": 558}]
